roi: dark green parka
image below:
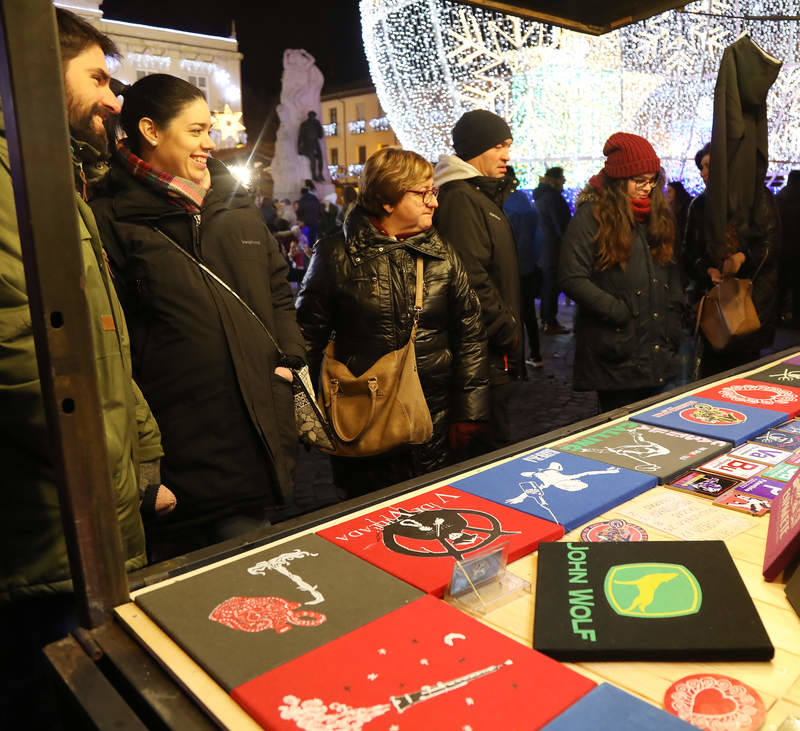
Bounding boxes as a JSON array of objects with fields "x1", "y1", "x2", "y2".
[{"x1": 0, "y1": 113, "x2": 159, "y2": 603}]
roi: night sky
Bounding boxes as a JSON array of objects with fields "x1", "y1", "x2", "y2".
[{"x1": 99, "y1": 0, "x2": 370, "y2": 140}]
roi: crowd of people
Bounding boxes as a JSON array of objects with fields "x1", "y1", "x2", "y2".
[
  {"x1": 0, "y1": 8, "x2": 797, "y2": 725},
  {"x1": 256, "y1": 181, "x2": 356, "y2": 287}
]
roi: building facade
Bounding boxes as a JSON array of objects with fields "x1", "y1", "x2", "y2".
[
  {"x1": 320, "y1": 84, "x2": 399, "y2": 186},
  {"x1": 53, "y1": 0, "x2": 245, "y2": 150}
]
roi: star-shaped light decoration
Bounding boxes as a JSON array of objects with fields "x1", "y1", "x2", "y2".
[{"x1": 212, "y1": 104, "x2": 246, "y2": 143}]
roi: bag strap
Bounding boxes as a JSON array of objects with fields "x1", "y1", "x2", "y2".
[
  {"x1": 410, "y1": 256, "x2": 424, "y2": 339},
  {"x1": 152, "y1": 226, "x2": 286, "y2": 356},
  {"x1": 694, "y1": 294, "x2": 705, "y2": 337},
  {"x1": 750, "y1": 247, "x2": 768, "y2": 283}
]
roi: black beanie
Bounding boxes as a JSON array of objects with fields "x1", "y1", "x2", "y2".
[{"x1": 452, "y1": 110, "x2": 512, "y2": 161}]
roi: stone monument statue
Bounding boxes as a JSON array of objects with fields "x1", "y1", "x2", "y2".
[{"x1": 272, "y1": 49, "x2": 334, "y2": 202}]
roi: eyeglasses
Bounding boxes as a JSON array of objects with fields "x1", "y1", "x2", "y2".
[
  {"x1": 406, "y1": 187, "x2": 439, "y2": 205},
  {"x1": 631, "y1": 175, "x2": 659, "y2": 189}
]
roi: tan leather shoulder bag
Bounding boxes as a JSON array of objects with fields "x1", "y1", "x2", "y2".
[{"x1": 318, "y1": 257, "x2": 433, "y2": 457}]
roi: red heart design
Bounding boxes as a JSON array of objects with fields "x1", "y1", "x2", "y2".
[{"x1": 693, "y1": 687, "x2": 738, "y2": 715}]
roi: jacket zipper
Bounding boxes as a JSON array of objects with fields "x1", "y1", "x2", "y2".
[{"x1": 191, "y1": 214, "x2": 202, "y2": 257}]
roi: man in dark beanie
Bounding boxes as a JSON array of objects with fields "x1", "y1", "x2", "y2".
[
  {"x1": 434, "y1": 109, "x2": 522, "y2": 456},
  {"x1": 533, "y1": 165, "x2": 571, "y2": 334}
]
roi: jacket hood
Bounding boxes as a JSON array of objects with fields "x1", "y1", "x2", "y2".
[
  {"x1": 71, "y1": 137, "x2": 110, "y2": 193},
  {"x1": 343, "y1": 205, "x2": 447, "y2": 265},
  {"x1": 503, "y1": 189, "x2": 533, "y2": 216},
  {"x1": 435, "y1": 154, "x2": 513, "y2": 206},
  {"x1": 732, "y1": 35, "x2": 782, "y2": 110},
  {"x1": 433, "y1": 154, "x2": 483, "y2": 187},
  {"x1": 576, "y1": 185, "x2": 600, "y2": 208}
]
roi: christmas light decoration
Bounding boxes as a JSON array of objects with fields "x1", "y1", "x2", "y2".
[
  {"x1": 360, "y1": 0, "x2": 800, "y2": 194},
  {"x1": 323, "y1": 122, "x2": 337, "y2": 136},
  {"x1": 369, "y1": 116, "x2": 391, "y2": 131},
  {"x1": 127, "y1": 52, "x2": 172, "y2": 72},
  {"x1": 180, "y1": 59, "x2": 216, "y2": 75},
  {"x1": 348, "y1": 120, "x2": 367, "y2": 134},
  {"x1": 212, "y1": 103, "x2": 246, "y2": 143}
]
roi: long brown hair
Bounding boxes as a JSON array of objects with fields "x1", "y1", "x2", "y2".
[{"x1": 590, "y1": 174, "x2": 675, "y2": 270}]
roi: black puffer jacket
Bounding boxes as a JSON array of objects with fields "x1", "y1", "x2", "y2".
[
  {"x1": 296, "y1": 206, "x2": 489, "y2": 482},
  {"x1": 434, "y1": 156, "x2": 523, "y2": 383},
  {"x1": 559, "y1": 190, "x2": 683, "y2": 392},
  {"x1": 91, "y1": 158, "x2": 306, "y2": 527}
]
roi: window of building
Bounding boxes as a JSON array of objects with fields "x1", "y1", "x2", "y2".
[
  {"x1": 358, "y1": 145, "x2": 367, "y2": 164},
  {"x1": 187, "y1": 75, "x2": 208, "y2": 100},
  {"x1": 329, "y1": 108, "x2": 337, "y2": 125},
  {"x1": 330, "y1": 148, "x2": 339, "y2": 166},
  {"x1": 355, "y1": 102, "x2": 365, "y2": 121},
  {"x1": 136, "y1": 70, "x2": 148, "y2": 80}
]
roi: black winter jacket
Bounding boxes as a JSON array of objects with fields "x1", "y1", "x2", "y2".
[
  {"x1": 295, "y1": 206, "x2": 490, "y2": 480},
  {"x1": 683, "y1": 191, "x2": 707, "y2": 304},
  {"x1": 559, "y1": 192, "x2": 683, "y2": 392},
  {"x1": 777, "y1": 179, "x2": 800, "y2": 268},
  {"x1": 91, "y1": 158, "x2": 307, "y2": 527},
  {"x1": 532, "y1": 182, "x2": 571, "y2": 269},
  {"x1": 433, "y1": 158, "x2": 523, "y2": 383}
]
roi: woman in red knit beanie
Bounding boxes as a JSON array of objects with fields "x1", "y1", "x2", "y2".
[{"x1": 559, "y1": 132, "x2": 684, "y2": 413}]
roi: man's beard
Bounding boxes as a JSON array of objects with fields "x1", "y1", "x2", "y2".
[{"x1": 67, "y1": 94, "x2": 111, "y2": 156}]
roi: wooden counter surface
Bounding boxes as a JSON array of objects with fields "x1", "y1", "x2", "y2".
[{"x1": 117, "y1": 354, "x2": 800, "y2": 729}]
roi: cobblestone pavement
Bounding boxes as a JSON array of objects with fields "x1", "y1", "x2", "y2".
[{"x1": 280, "y1": 299, "x2": 800, "y2": 522}]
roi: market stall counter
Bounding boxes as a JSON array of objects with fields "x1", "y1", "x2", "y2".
[{"x1": 53, "y1": 348, "x2": 800, "y2": 729}]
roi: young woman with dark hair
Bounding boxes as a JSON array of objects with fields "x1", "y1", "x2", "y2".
[
  {"x1": 91, "y1": 74, "x2": 306, "y2": 560},
  {"x1": 559, "y1": 132, "x2": 684, "y2": 413}
]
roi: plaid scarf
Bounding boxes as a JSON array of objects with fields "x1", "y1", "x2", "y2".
[{"x1": 116, "y1": 139, "x2": 209, "y2": 213}]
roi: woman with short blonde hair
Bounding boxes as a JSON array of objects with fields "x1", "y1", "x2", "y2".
[
  {"x1": 357, "y1": 147, "x2": 434, "y2": 217},
  {"x1": 297, "y1": 147, "x2": 490, "y2": 498}
]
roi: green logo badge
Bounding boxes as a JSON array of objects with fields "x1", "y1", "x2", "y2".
[{"x1": 604, "y1": 563, "x2": 702, "y2": 618}]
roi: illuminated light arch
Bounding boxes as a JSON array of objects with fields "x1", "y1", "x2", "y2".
[{"x1": 360, "y1": 0, "x2": 800, "y2": 194}]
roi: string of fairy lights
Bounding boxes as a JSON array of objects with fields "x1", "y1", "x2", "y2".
[{"x1": 360, "y1": 0, "x2": 800, "y2": 196}]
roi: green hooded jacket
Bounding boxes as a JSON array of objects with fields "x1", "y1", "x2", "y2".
[{"x1": 0, "y1": 106, "x2": 162, "y2": 603}]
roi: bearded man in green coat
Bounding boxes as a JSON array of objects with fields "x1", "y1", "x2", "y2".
[{"x1": 0, "y1": 9, "x2": 168, "y2": 725}]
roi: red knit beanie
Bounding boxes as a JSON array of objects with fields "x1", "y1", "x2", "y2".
[{"x1": 602, "y1": 132, "x2": 660, "y2": 179}]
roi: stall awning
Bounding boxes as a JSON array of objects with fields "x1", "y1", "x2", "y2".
[{"x1": 457, "y1": 0, "x2": 688, "y2": 34}]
